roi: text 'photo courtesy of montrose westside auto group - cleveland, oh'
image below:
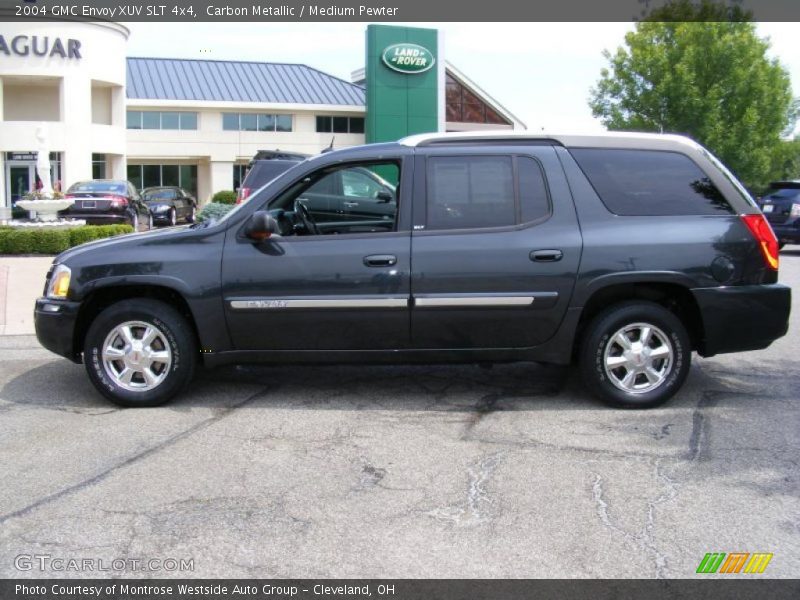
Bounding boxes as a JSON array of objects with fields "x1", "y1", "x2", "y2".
[{"x1": 0, "y1": 0, "x2": 799, "y2": 598}]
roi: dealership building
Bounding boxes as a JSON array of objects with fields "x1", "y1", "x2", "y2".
[{"x1": 0, "y1": 21, "x2": 524, "y2": 206}]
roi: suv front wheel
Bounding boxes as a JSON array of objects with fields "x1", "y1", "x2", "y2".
[
  {"x1": 579, "y1": 301, "x2": 691, "y2": 408},
  {"x1": 83, "y1": 299, "x2": 197, "y2": 407}
]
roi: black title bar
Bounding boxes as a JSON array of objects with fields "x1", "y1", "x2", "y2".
[
  {"x1": 3, "y1": 579, "x2": 800, "y2": 600},
  {"x1": 2, "y1": 0, "x2": 800, "y2": 22}
]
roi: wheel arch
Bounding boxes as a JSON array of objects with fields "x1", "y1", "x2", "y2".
[
  {"x1": 575, "y1": 280, "x2": 706, "y2": 359},
  {"x1": 73, "y1": 283, "x2": 203, "y2": 364}
]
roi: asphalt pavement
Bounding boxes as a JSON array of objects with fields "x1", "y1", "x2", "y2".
[{"x1": 0, "y1": 253, "x2": 798, "y2": 578}]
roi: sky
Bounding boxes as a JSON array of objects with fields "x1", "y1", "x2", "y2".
[{"x1": 124, "y1": 22, "x2": 800, "y2": 135}]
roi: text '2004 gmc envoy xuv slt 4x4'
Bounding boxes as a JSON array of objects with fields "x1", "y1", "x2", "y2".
[{"x1": 35, "y1": 132, "x2": 790, "y2": 408}]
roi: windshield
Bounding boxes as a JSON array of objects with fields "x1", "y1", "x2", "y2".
[
  {"x1": 69, "y1": 181, "x2": 127, "y2": 194},
  {"x1": 210, "y1": 160, "x2": 310, "y2": 226},
  {"x1": 766, "y1": 188, "x2": 800, "y2": 200},
  {"x1": 143, "y1": 190, "x2": 175, "y2": 201}
]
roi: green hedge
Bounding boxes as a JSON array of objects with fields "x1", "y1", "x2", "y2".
[
  {"x1": 197, "y1": 202, "x2": 235, "y2": 223},
  {"x1": 0, "y1": 224, "x2": 134, "y2": 255},
  {"x1": 211, "y1": 190, "x2": 237, "y2": 205}
]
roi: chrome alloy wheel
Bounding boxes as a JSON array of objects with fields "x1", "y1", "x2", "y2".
[
  {"x1": 603, "y1": 322, "x2": 673, "y2": 394},
  {"x1": 102, "y1": 321, "x2": 172, "y2": 392}
]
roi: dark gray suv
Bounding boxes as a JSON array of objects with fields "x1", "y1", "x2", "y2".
[{"x1": 34, "y1": 132, "x2": 790, "y2": 408}]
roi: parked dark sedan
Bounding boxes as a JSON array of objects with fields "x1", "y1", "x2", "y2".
[
  {"x1": 61, "y1": 180, "x2": 152, "y2": 230},
  {"x1": 758, "y1": 181, "x2": 800, "y2": 248},
  {"x1": 142, "y1": 186, "x2": 197, "y2": 226}
]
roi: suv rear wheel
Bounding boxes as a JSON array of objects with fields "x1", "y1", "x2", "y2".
[
  {"x1": 83, "y1": 299, "x2": 197, "y2": 407},
  {"x1": 579, "y1": 301, "x2": 691, "y2": 408}
]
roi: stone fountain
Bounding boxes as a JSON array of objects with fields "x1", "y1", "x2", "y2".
[{"x1": 14, "y1": 124, "x2": 77, "y2": 223}]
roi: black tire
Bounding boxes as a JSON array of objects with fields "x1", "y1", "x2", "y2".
[
  {"x1": 579, "y1": 301, "x2": 691, "y2": 409},
  {"x1": 130, "y1": 212, "x2": 139, "y2": 231},
  {"x1": 187, "y1": 205, "x2": 197, "y2": 223},
  {"x1": 169, "y1": 208, "x2": 177, "y2": 227},
  {"x1": 83, "y1": 299, "x2": 197, "y2": 407},
  {"x1": 148, "y1": 213, "x2": 154, "y2": 230}
]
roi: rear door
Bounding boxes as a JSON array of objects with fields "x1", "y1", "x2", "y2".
[{"x1": 409, "y1": 145, "x2": 582, "y2": 349}]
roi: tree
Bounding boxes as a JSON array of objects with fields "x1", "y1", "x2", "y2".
[{"x1": 589, "y1": 1, "x2": 798, "y2": 190}]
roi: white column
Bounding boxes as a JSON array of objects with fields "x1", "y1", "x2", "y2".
[
  {"x1": 0, "y1": 155, "x2": 6, "y2": 210},
  {"x1": 209, "y1": 161, "x2": 234, "y2": 202},
  {"x1": 60, "y1": 74, "x2": 93, "y2": 187},
  {"x1": 0, "y1": 78, "x2": 5, "y2": 207},
  {"x1": 108, "y1": 154, "x2": 126, "y2": 179}
]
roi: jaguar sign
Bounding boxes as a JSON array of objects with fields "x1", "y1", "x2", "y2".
[{"x1": 0, "y1": 35, "x2": 82, "y2": 59}]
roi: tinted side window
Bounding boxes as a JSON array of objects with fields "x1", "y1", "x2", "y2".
[
  {"x1": 519, "y1": 157, "x2": 550, "y2": 223},
  {"x1": 571, "y1": 149, "x2": 733, "y2": 216},
  {"x1": 427, "y1": 156, "x2": 515, "y2": 230}
]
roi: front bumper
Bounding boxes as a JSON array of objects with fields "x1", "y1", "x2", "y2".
[
  {"x1": 60, "y1": 213, "x2": 130, "y2": 225},
  {"x1": 34, "y1": 298, "x2": 82, "y2": 362},
  {"x1": 692, "y1": 284, "x2": 791, "y2": 357}
]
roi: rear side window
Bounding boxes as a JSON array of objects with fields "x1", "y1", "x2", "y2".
[
  {"x1": 518, "y1": 157, "x2": 549, "y2": 223},
  {"x1": 426, "y1": 155, "x2": 550, "y2": 230},
  {"x1": 571, "y1": 149, "x2": 733, "y2": 216}
]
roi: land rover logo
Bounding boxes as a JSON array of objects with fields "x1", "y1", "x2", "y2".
[{"x1": 381, "y1": 43, "x2": 435, "y2": 74}]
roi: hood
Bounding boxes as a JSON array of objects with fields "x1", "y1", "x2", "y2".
[{"x1": 54, "y1": 225, "x2": 192, "y2": 265}]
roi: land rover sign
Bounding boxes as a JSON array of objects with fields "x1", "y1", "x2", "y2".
[{"x1": 381, "y1": 43, "x2": 435, "y2": 74}]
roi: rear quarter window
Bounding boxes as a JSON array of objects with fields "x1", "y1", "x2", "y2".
[{"x1": 570, "y1": 148, "x2": 734, "y2": 216}]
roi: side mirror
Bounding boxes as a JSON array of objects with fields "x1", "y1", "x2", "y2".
[
  {"x1": 376, "y1": 190, "x2": 393, "y2": 203},
  {"x1": 244, "y1": 211, "x2": 280, "y2": 241}
]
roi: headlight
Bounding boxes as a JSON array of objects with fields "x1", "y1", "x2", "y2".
[
  {"x1": 791, "y1": 203, "x2": 800, "y2": 218},
  {"x1": 46, "y1": 264, "x2": 71, "y2": 299}
]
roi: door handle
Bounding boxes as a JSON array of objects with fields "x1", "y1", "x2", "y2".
[
  {"x1": 343, "y1": 201, "x2": 359, "y2": 208},
  {"x1": 363, "y1": 254, "x2": 397, "y2": 267},
  {"x1": 530, "y1": 249, "x2": 563, "y2": 262}
]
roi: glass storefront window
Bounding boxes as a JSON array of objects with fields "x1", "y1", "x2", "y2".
[
  {"x1": 92, "y1": 154, "x2": 106, "y2": 179},
  {"x1": 223, "y1": 112, "x2": 293, "y2": 132},
  {"x1": 222, "y1": 113, "x2": 239, "y2": 130},
  {"x1": 349, "y1": 118, "x2": 365, "y2": 133},
  {"x1": 315, "y1": 116, "x2": 363, "y2": 134},
  {"x1": 127, "y1": 165, "x2": 143, "y2": 190},
  {"x1": 142, "y1": 165, "x2": 161, "y2": 188},
  {"x1": 142, "y1": 112, "x2": 161, "y2": 129},
  {"x1": 160, "y1": 112, "x2": 180, "y2": 129},
  {"x1": 162, "y1": 165, "x2": 180, "y2": 187},
  {"x1": 127, "y1": 111, "x2": 197, "y2": 130},
  {"x1": 128, "y1": 164, "x2": 199, "y2": 197},
  {"x1": 180, "y1": 165, "x2": 198, "y2": 196},
  {"x1": 276, "y1": 115, "x2": 292, "y2": 132},
  {"x1": 240, "y1": 114, "x2": 258, "y2": 131},
  {"x1": 333, "y1": 117, "x2": 348, "y2": 133},
  {"x1": 126, "y1": 111, "x2": 142, "y2": 129},
  {"x1": 258, "y1": 114, "x2": 275, "y2": 131},
  {"x1": 180, "y1": 112, "x2": 198, "y2": 130}
]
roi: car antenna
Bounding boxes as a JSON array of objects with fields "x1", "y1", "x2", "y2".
[{"x1": 321, "y1": 137, "x2": 335, "y2": 154}]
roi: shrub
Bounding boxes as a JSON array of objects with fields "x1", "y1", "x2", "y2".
[
  {"x1": 211, "y1": 190, "x2": 237, "y2": 205},
  {"x1": 0, "y1": 224, "x2": 135, "y2": 255},
  {"x1": 197, "y1": 202, "x2": 235, "y2": 223}
]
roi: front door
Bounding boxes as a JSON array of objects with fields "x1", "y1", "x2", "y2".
[
  {"x1": 221, "y1": 158, "x2": 413, "y2": 352},
  {"x1": 410, "y1": 147, "x2": 582, "y2": 349},
  {"x1": 7, "y1": 164, "x2": 34, "y2": 206}
]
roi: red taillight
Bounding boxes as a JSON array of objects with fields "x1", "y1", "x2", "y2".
[
  {"x1": 741, "y1": 213, "x2": 779, "y2": 271},
  {"x1": 108, "y1": 195, "x2": 128, "y2": 209},
  {"x1": 236, "y1": 188, "x2": 251, "y2": 205},
  {"x1": 65, "y1": 193, "x2": 77, "y2": 199}
]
